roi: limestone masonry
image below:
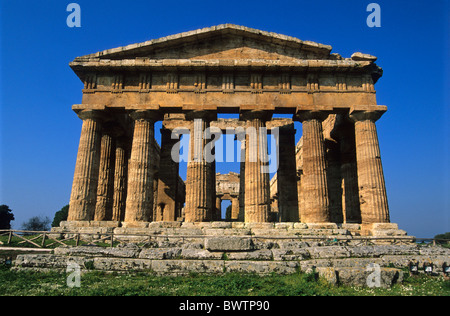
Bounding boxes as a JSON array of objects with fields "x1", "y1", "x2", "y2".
[{"x1": 62, "y1": 24, "x2": 400, "y2": 236}]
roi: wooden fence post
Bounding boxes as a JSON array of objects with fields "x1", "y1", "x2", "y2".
[
  {"x1": 7, "y1": 231, "x2": 13, "y2": 245},
  {"x1": 41, "y1": 233, "x2": 47, "y2": 248}
]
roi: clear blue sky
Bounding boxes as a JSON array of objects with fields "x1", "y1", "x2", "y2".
[{"x1": 0, "y1": 0, "x2": 448, "y2": 237}]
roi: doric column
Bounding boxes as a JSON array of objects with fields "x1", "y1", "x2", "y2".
[
  {"x1": 68, "y1": 110, "x2": 104, "y2": 221},
  {"x1": 94, "y1": 127, "x2": 116, "y2": 221},
  {"x1": 124, "y1": 110, "x2": 160, "y2": 224},
  {"x1": 111, "y1": 136, "x2": 129, "y2": 222},
  {"x1": 241, "y1": 110, "x2": 272, "y2": 223},
  {"x1": 294, "y1": 110, "x2": 331, "y2": 223},
  {"x1": 230, "y1": 196, "x2": 240, "y2": 220},
  {"x1": 155, "y1": 127, "x2": 179, "y2": 221},
  {"x1": 215, "y1": 196, "x2": 222, "y2": 220},
  {"x1": 350, "y1": 110, "x2": 390, "y2": 224},
  {"x1": 184, "y1": 110, "x2": 216, "y2": 222},
  {"x1": 237, "y1": 130, "x2": 246, "y2": 221},
  {"x1": 276, "y1": 124, "x2": 299, "y2": 222}
]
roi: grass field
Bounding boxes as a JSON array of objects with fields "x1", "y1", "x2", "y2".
[{"x1": 0, "y1": 266, "x2": 449, "y2": 296}]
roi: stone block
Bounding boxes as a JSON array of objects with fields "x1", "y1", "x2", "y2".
[
  {"x1": 307, "y1": 246, "x2": 350, "y2": 259},
  {"x1": 340, "y1": 223, "x2": 361, "y2": 231},
  {"x1": 180, "y1": 249, "x2": 223, "y2": 260},
  {"x1": 148, "y1": 221, "x2": 183, "y2": 229},
  {"x1": 203, "y1": 228, "x2": 251, "y2": 236},
  {"x1": 231, "y1": 222, "x2": 246, "y2": 229},
  {"x1": 274, "y1": 223, "x2": 294, "y2": 229},
  {"x1": 54, "y1": 246, "x2": 141, "y2": 258},
  {"x1": 151, "y1": 260, "x2": 224, "y2": 275},
  {"x1": 245, "y1": 223, "x2": 274, "y2": 230},
  {"x1": 93, "y1": 257, "x2": 152, "y2": 271},
  {"x1": 227, "y1": 249, "x2": 273, "y2": 261},
  {"x1": 138, "y1": 248, "x2": 182, "y2": 259},
  {"x1": 224, "y1": 261, "x2": 299, "y2": 275},
  {"x1": 272, "y1": 249, "x2": 310, "y2": 261},
  {"x1": 348, "y1": 245, "x2": 419, "y2": 258},
  {"x1": 305, "y1": 223, "x2": 338, "y2": 229},
  {"x1": 211, "y1": 222, "x2": 233, "y2": 228},
  {"x1": 251, "y1": 228, "x2": 294, "y2": 237},
  {"x1": 293, "y1": 223, "x2": 308, "y2": 229},
  {"x1": 334, "y1": 267, "x2": 403, "y2": 288},
  {"x1": 205, "y1": 237, "x2": 254, "y2": 252},
  {"x1": 121, "y1": 222, "x2": 150, "y2": 228},
  {"x1": 89, "y1": 221, "x2": 120, "y2": 228}
]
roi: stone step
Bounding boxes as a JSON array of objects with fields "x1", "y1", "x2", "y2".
[
  {"x1": 9, "y1": 254, "x2": 413, "y2": 287},
  {"x1": 12, "y1": 245, "x2": 450, "y2": 287},
  {"x1": 40, "y1": 244, "x2": 449, "y2": 264}
]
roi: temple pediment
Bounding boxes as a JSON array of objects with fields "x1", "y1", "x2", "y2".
[{"x1": 74, "y1": 24, "x2": 333, "y2": 62}]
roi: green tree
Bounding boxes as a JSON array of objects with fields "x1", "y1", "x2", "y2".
[
  {"x1": 0, "y1": 204, "x2": 15, "y2": 229},
  {"x1": 434, "y1": 232, "x2": 450, "y2": 245},
  {"x1": 52, "y1": 204, "x2": 69, "y2": 227},
  {"x1": 21, "y1": 216, "x2": 51, "y2": 232}
]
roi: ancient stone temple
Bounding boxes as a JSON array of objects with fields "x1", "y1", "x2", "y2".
[{"x1": 64, "y1": 24, "x2": 399, "y2": 236}]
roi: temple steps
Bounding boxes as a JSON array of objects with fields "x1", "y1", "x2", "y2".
[{"x1": 11, "y1": 238, "x2": 449, "y2": 287}]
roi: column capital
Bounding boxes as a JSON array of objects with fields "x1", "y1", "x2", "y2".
[
  {"x1": 185, "y1": 110, "x2": 217, "y2": 122},
  {"x1": 129, "y1": 110, "x2": 162, "y2": 122},
  {"x1": 239, "y1": 110, "x2": 272, "y2": 122},
  {"x1": 77, "y1": 109, "x2": 107, "y2": 121},
  {"x1": 349, "y1": 109, "x2": 385, "y2": 122},
  {"x1": 294, "y1": 110, "x2": 331, "y2": 123}
]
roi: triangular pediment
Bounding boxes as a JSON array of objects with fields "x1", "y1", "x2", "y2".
[{"x1": 74, "y1": 24, "x2": 333, "y2": 62}]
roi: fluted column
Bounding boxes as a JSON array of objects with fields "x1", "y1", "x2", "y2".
[
  {"x1": 231, "y1": 196, "x2": 240, "y2": 220},
  {"x1": 94, "y1": 129, "x2": 116, "y2": 221},
  {"x1": 184, "y1": 110, "x2": 216, "y2": 222},
  {"x1": 124, "y1": 110, "x2": 160, "y2": 224},
  {"x1": 237, "y1": 130, "x2": 246, "y2": 221},
  {"x1": 241, "y1": 110, "x2": 271, "y2": 223},
  {"x1": 111, "y1": 136, "x2": 129, "y2": 222},
  {"x1": 295, "y1": 110, "x2": 331, "y2": 223},
  {"x1": 350, "y1": 110, "x2": 390, "y2": 224},
  {"x1": 215, "y1": 196, "x2": 222, "y2": 220},
  {"x1": 68, "y1": 110, "x2": 104, "y2": 221}
]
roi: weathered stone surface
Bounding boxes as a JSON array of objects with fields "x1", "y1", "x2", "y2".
[
  {"x1": 315, "y1": 266, "x2": 403, "y2": 288},
  {"x1": 180, "y1": 249, "x2": 223, "y2": 260},
  {"x1": 224, "y1": 261, "x2": 299, "y2": 275},
  {"x1": 14, "y1": 254, "x2": 86, "y2": 269},
  {"x1": 68, "y1": 110, "x2": 104, "y2": 222},
  {"x1": 227, "y1": 249, "x2": 273, "y2": 261},
  {"x1": 351, "y1": 52, "x2": 377, "y2": 62},
  {"x1": 54, "y1": 246, "x2": 140, "y2": 258},
  {"x1": 272, "y1": 249, "x2": 310, "y2": 261},
  {"x1": 138, "y1": 248, "x2": 182, "y2": 260},
  {"x1": 151, "y1": 260, "x2": 224, "y2": 275},
  {"x1": 307, "y1": 246, "x2": 351, "y2": 259},
  {"x1": 93, "y1": 257, "x2": 152, "y2": 271},
  {"x1": 348, "y1": 245, "x2": 419, "y2": 258},
  {"x1": 205, "y1": 237, "x2": 254, "y2": 252}
]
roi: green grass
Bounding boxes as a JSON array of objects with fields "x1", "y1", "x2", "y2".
[{"x1": 0, "y1": 266, "x2": 449, "y2": 296}]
